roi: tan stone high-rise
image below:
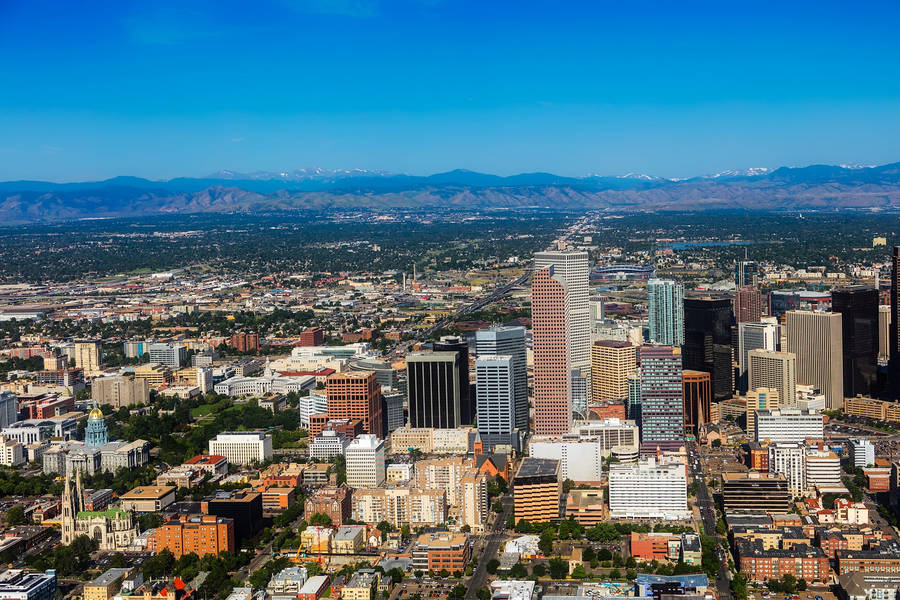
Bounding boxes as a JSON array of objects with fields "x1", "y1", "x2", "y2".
[
  {"x1": 74, "y1": 340, "x2": 102, "y2": 373},
  {"x1": 748, "y1": 350, "x2": 797, "y2": 408},
  {"x1": 745, "y1": 388, "x2": 780, "y2": 438},
  {"x1": 590, "y1": 341, "x2": 636, "y2": 402},
  {"x1": 785, "y1": 311, "x2": 844, "y2": 410}
]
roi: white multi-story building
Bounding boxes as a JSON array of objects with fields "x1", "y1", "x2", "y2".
[
  {"x1": 475, "y1": 355, "x2": 518, "y2": 450},
  {"x1": 528, "y1": 437, "x2": 604, "y2": 482},
  {"x1": 196, "y1": 367, "x2": 213, "y2": 393},
  {"x1": 0, "y1": 438, "x2": 25, "y2": 467},
  {"x1": 806, "y1": 447, "x2": 842, "y2": 491},
  {"x1": 755, "y1": 408, "x2": 823, "y2": 444},
  {"x1": 149, "y1": 343, "x2": 187, "y2": 368},
  {"x1": 299, "y1": 391, "x2": 328, "y2": 428},
  {"x1": 475, "y1": 326, "x2": 528, "y2": 430},
  {"x1": 849, "y1": 438, "x2": 876, "y2": 468},
  {"x1": 607, "y1": 457, "x2": 689, "y2": 519},
  {"x1": 346, "y1": 434, "x2": 385, "y2": 489},
  {"x1": 768, "y1": 443, "x2": 807, "y2": 497},
  {"x1": 214, "y1": 374, "x2": 316, "y2": 397},
  {"x1": 570, "y1": 418, "x2": 640, "y2": 452},
  {"x1": 309, "y1": 430, "x2": 351, "y2": 460},
  {"x1": 647, "y1": 279, "x2": 684, "y2": 347},
  {"x1": 208, "y1": 431, "x2": 273, "y2": 465}
]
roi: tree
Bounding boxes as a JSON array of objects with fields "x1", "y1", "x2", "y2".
[
  {"x1": 625, "y1": 556, "x2": 637, "y2": 569},
  {"x1": 548, "y1": 558, "x2": 568, "y2": 580},
  {"x1": 626, "y1": 569, "x2": 637, "y2": 581},
  {"x1": 510, "y1": 562, "x2": 528, "y2": 578},
  {"x1": 597, "y1": 548, "x2": 612, "y2": 561},
  {"x1": 487, "y1": 559, "x2": 500, "y2": 574},
  {"x1": 582, "y1": 546, "x2": 596, "y2": 562},
  {"x1": 781, "y1": 574, "x2": 797, "y2": 594},
  {"x1": 563, "y1": 479, "x2": 575, "y2": 494},
  {"x1": 477, "y1": 587, "x2": 491, "y2": 600},
  {"x1": 712, "y1": 439, "x2": 722, "y2": 448},
  {"x1": 387, "y1": 568, "x2": 404, "y2": 584},
  {"x1": 492, "y1": 501, "x2": 504, "y2": 513},
  {"x1": 309, "y1": 512, "x2": 333, "y2": 527},
  {"x1": 532, "y1": 563, "x2": 546, "y2": 577},
  {"x1": 609, "y1": 569, "x2": 622, "y2": 580},
  {"x1": 5, "y1": 506, "x2": 26, "y2": 526},
  {"x1": 797, "y1": 578, "x2": 807, "y2": 592},
  {"x1": 505, "y1": 515, "x2": 516, "y2": 529},
  {"x1": 731, "y1": 573, "x2": 749, "y2": 600},
  {"x1": 539, "y1": 528, "x2": 555, "y2": 555}
]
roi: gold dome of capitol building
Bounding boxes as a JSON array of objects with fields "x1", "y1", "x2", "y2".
[{"x1": 89, "y1": 407, "x2": 104, "y2": 420}]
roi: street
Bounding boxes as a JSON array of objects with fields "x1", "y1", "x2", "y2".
[
  {"x1": 687, "y1": 441, "x2": 732, "y2": 600},
  {"x1": 464, "y1": 493, "x2": 513, "y2": 600}
]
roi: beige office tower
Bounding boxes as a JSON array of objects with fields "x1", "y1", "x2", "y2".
[
  {"x1": 784, "y1": 311, "x2": 844, "y2": 410},
  {"x1": 590, "y1": 341, "x2": 637, "y2": 402},
  {"x1": 745, "y1": 388, "x2": 780, "y2": 438},
  {"x1": 748, "y1": 349, "x2": 797, "y2": 408},
  {"x1": 74, "y1": 340, "x2": 102, "y2": 373},
  {"x1": 879, "y1": 305, "x2": 891, "y2": 363}
]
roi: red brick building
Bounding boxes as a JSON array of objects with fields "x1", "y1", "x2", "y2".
[
  {"x1": 299, "y1": 327, "x2": 325, "y2": 347},
  {"x1": 229, "y1": 332, "x2": 260, "y2": 352}
]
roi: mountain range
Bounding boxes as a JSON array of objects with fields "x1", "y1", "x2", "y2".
[{"x1": 4, "y1": 162, "x2": 900, "y2": 224}]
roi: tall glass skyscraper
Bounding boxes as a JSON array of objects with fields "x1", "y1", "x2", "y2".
[
  {"x1": 647, "y1": 279, "x2": 684, "y2": 346},
  {"x1": 475, "y1": 326, "x2": 528, "y2": 429},
  {"x1": 639, "y1": 346, "x2": 684, "y2": 453},
  {"x1": 832, "y1": 285, "x2": 879, "y2": 398},
  {"x1": 683, "y1": 297, "x2": 734, "y2": 401}
]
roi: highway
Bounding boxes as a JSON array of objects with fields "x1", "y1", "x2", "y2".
[
  {"x1": 391, "y1": 269, "x2": 531, "y2": 358},
  {"x1": 687, "y1": 442, "x2": 732, "y2": 600},
  {"x1": 464, "y1": 493, "x2": 514, "y2": 600}
]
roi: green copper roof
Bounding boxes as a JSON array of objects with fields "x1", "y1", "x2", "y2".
[{"x1": 76, "y1": 508, "x2": 129, "y2": 519}]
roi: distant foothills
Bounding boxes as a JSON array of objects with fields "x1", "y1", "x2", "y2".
[{"x1": 3, "y1": 162, "x2": 900, "y2": 223}]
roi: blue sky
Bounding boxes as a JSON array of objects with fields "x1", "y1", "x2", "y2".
[{"x1": 1, "y1": 0, "x2": 899, "y2": 181}]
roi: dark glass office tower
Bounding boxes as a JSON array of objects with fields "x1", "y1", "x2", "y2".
[
  {"x1": 683, "y1": 297, "x2": 734, "y2": 401},
  {"x1": 433, "y1": 335, "x2": 474, "y2": 425},
  {"x1": 890, "y1": 246, "x2": 900, "y2": 398},
  {"x1": 833, "y1": 285, "x2": 879, "y2": 398}
]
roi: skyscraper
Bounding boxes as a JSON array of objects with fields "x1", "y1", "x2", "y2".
[
  {"x1": 683, "y1": 298, "x2": 734, "y2": 401},
  {"x1": 785, "y1": 311, "x2": 844, "y2": 410},
  {"x1": 639, "y1": 346, "x2": 684, "y2": 453},
  {"x1": 745, "y1": 388, "x2": 780, "y2": 438},
  {"x1": 879, "y1": 305, "x2": 891, "y2": 364},
  {"x1": 735, "y1": 259, "x2": 759, "y2": 288},
  {"x1": 647, "y1": 279, "x2": 684, "y2": 346},
  {"x1": 74, "y1": 340, "x2": 102, "y2": 372},
  {"x1": 734, "y1": 286, "x2": 763, "y2": 323},
  {"x1": 627, "y1": 371, "x2": 642, "y2": 421},
  {"x1": 532, "y1": 250, "x2": 589, "y2": 434},
  {"x1": 738, "y1": 322, "x2": 778, "y2": 391},
  {"x1": 748, "y1": 350, "x2": 797, "y2": 409},
  {"x1": 891, "y1": 246, "x2": 900, "y2": 397},
  {"x1": 475, "y1": 326, "x2": 528, "y2": 430},
  {"x1": 475, "y1": 355, "x2": 519, "y2": 450},
  {"x1": 432, "y1": 336, "x2": 474, "y2": 425},
  {"x1": 324, "y1": 371, "x2": 384, "y2": 435},
  {"x1": 682, "y1": 370, "x2": 711, "y2": 438},
  {"x1": 407, "y1": 352, "x2": 469, "y2": 429},
  {"x1": 590, "y1": 341, "x2": 637, "y2": 403},
  {"x1": 832, "y1": 286, "x2": 879, "y2": 398}
]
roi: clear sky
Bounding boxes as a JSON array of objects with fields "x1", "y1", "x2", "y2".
[{"x1": 2, "y1": 0, "x2": 900, "y2": 181}]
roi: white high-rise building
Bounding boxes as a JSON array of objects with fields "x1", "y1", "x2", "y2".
[
  {"x1": 738, "y1": 323, "x2": 779, "y2": 383},
  {"x1": 345, "y1": 434, "x2": 385, "y2": 489},
  {"x1": 755, "y1": 408, "x2": 823, "y2": 444},
  {"x1": 805, "y1": 447, "x2": 842, "y2": 490},
  {"x1": 768, "y1": 443, "x2": 806, "y2": 496},
  {"x1": 196, "y1": 367, "x2": 213, "y2": 393},
  {"x1": 208, "y1": 431, "x2": 273, "y2": 465},
  {"x1": 647, "y1": 279, "x2": 684, "y2": 347},
  {"x1": 529, "y1": 437, "x2": 604, "y2": 482},
  {"x1": 475, "y1": 327, "x2": 528, "y2": 429},
  {"x1": 534, "y1": 250, "x2": 591, "y2": 394},
  {"x1": 849, "y1": 438, "x2": 876, "y2": 468},
  {"x1": 608, "y1": 457, "x2": 689, "y2": 519},
  {"x1": 475, "y1": 355, "x2": 518, "y2": 450},
  {"x1": 309, "y1": 430, "x2": 351, "y2": 460},
  {"x1": 299, "y1": 391, "x2": 328, "y2": 428}
]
